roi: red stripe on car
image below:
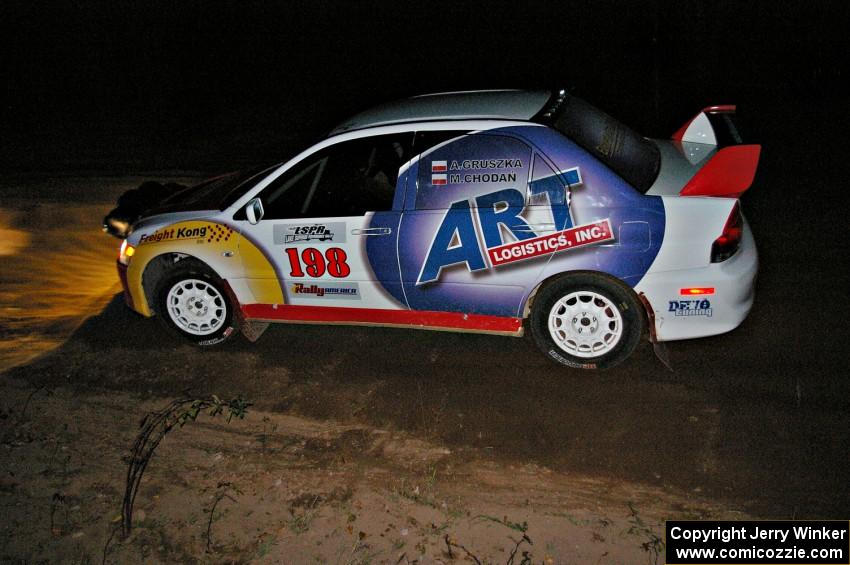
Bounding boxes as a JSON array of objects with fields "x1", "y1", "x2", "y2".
[{"x1": 241, "y1": 304, "x2": 522, "y2": 333}]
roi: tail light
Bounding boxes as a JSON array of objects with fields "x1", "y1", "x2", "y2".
[
  {"x1": 680, "y1": 287, "x2": 715, "y2": 295},
  {"x1": 711, "y1": 202, "x2": 743, "y2": 262}
]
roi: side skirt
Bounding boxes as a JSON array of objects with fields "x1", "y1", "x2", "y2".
[{"x1": 241, "y1": 304, "x2": 524, "y2": 337}]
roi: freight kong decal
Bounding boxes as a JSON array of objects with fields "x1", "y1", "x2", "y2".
[
  {"x1": 138, "y1": 223, "x2": 233, "y2": 245},
  {"x1": 417, "y1": 166, "x2": 614, "y2": 285}
]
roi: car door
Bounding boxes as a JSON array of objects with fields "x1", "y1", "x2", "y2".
[
  {"x1": 396, "y1": 132, "x2": 559, "y2": 317},
  {"x1": 235, "y1": 132, "x2": 413, "y2": 311}
]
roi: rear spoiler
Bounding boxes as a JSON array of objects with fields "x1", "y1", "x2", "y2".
[{"x1": 672, "y1": 105, "x2": 761, "y2": 198}]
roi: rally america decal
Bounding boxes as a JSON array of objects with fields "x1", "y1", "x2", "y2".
[{"x1": 289, "y1": 282, "x2": 360, "y2": 300}]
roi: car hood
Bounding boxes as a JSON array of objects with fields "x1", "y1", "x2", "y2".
[
  {"x1": 131, "y1": 210, "x2": 220, "y2": 234},
  {"x1": 104, "y1": 173, "x2": 250, "y2": 238}
]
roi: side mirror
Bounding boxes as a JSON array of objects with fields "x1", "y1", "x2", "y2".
[{"x1": 245, "y1": 198, "x2": 264, "y2": 225}]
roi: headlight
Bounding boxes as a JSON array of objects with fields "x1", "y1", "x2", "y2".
[
  {"x1": 118, "y1": 240, "x2": 136, "y2": 265},
  {"x1": 108, "y1": 218, "x2": 130, "y2": 236}
]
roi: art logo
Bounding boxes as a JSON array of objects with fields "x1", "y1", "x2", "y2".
[{"x1": 417, "y1": 167, "x2": 614, "y2": 284}]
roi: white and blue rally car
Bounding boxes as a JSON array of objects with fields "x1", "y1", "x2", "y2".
[{"x1": 105, "y1": 89, "x2": 759, "y2": 369}]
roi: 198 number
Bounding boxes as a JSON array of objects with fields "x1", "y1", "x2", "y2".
[{"x1": 285, "y1": 247, "x2": 350, "y2": 278}]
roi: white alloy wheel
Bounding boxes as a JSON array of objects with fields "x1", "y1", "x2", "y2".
[
  {"x1": 165, "y1": 278, "x2": 227, "y2": 336},
  {"x1": 547, "y1": 290, "x2": 624, "y2": 358}
]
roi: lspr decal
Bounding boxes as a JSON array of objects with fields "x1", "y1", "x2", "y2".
[{"x1": 274, "y1": 222, "x2": 346, "y2": 244}]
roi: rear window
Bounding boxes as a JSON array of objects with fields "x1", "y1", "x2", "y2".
[{"x1": 541, "y1": 94, "x2": 660, "y2": 193}]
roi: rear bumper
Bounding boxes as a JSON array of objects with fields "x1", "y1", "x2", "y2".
[{"x1": 634, "y1": 222, "x2": 758, "y2": 341}]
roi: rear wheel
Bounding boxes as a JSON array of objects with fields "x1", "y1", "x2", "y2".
[
  {"x1": 154, "y1": 261, "x2": 238, "y2": 346},
  {"x1": 530, "y1": 273, "x2": 643, "y2": 370}
]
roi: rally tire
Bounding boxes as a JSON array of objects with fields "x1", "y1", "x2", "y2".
[
  {"x1": 154, "y1": 260, "x2": 239, "y2": 347},
  {"x1": 529, "y1": 273, "x2": 643, "y2": 370}
]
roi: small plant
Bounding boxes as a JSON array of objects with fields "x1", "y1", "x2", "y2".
[
  {"x1": 254, "y1": 536, "x2": 275, "y2": 558},
  {"x1": 624, "y1": 502, "x2": 665, "y2": 565},
  {"x1": 205, "y1": 481, "x2": 242, "y2": 552},
  {"x1": 394, "y1": 464, "x2": 442, "y2": 508},
  {"x1": 287, "y1": 493, "x2": 321, "y2": 534},
  {"x1": 120, "y1": 395, "x2": 251, "y2": 537},
  {"x1": 473, "y1": 514, "x2": 529, "y2": 533},
  {"x1": 49, "y1": 492, "x2": 68, "y2": 536},
  {"x1": 445, "y1": 515, "x2": 534, "y2": 565},
  {"x1": 258, "y1": 415, "x2": 278, "y2": 455}
]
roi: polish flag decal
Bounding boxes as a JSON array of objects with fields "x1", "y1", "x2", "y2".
[
  {"x1": 432, "y1": 174, "x2": 447, "y2": 185},
  {"x1": 431, "y1": 160, "x2": 447, "y2": 172}
]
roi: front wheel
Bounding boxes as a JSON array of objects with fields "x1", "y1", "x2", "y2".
[
  {"x1": 155, "y1": 261, "x2": 238, "y2": 346},
  {"x1": 529, "y1": 273, "x2": 644, "y2": 370}
]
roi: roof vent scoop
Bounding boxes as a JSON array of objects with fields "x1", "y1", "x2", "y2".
[{"x1": 550, "y1": 95, "x2": 661, "y2": 192}]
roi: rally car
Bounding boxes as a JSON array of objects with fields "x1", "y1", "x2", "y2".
[{"x1": 104, "y1": 89, "x2": 759, "y2": 369}]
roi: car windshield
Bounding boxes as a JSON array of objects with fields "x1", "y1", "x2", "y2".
[
  {"x1": 160, "y1": 163, "x2": 281, "y2": 211},
  {"x1": 541, "y1": 94, "x2": 660, "y2": 193}
]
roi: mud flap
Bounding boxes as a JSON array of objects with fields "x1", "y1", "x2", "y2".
[
  {"x1": 638, "y1": 292, "x2": 673, "y2": 371},
  {"x1": 652, "y1": 340, "x2": 673, "y2": 371},
  {"x1": 220, "y1": 279, "x2": 269, "y2": 343},
  {"x1": 241, "y1": 321, "x2": 269, "y2": 343}
]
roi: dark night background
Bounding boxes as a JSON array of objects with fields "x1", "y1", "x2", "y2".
[
  {"x1": 2, "y1": 1, "x2": 846, "y2": 173},
  {"x1": 2, "y1": 0, "x2": 850, "y2": 532}
]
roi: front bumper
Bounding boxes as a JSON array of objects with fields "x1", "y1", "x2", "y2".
[
  {"x1": 116, "y1": 260, "x2": 136, "y2": 311},
  {"x1": 634, "y1": 223, "x2": 758, "y2": 342}
]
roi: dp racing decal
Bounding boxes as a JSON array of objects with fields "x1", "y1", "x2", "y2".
[{"x1": 669, "y1": 299, "x2": 713, "y2": 317}]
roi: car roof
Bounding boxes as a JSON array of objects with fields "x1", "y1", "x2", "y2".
[{"x1": 328, "y1": 89, "x2": 552, "y2": 136}]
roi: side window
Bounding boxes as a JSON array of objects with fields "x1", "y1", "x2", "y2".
[
  {"x1": 260, "y1": 133, "x2": 413, "y2": 219},
  {"x1": 528, "y1": 153, "x2": 567, "y2": 207},
  {"x1": 412, "y1": 130, "x2": 470, "y2": 155},
  {"x1": 415, "y1": 134, "x2": 532, "y2": 210}
]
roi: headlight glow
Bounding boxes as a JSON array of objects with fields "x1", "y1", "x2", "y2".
[{"x1": 118, "y1": 240, "x2": 136, "y2": 265}]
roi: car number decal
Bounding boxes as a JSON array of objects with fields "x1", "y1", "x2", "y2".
[{"x1": 284, "y1": 247, "x2": 351, "y2": 278}]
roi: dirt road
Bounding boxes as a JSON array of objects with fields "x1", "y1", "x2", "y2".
[
  {"x1": 1, "y1": 172, "x2": 849, "y2": 562},
  {"x1": 0, "y1": 175, "x2": 197, "y2": 372}
]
